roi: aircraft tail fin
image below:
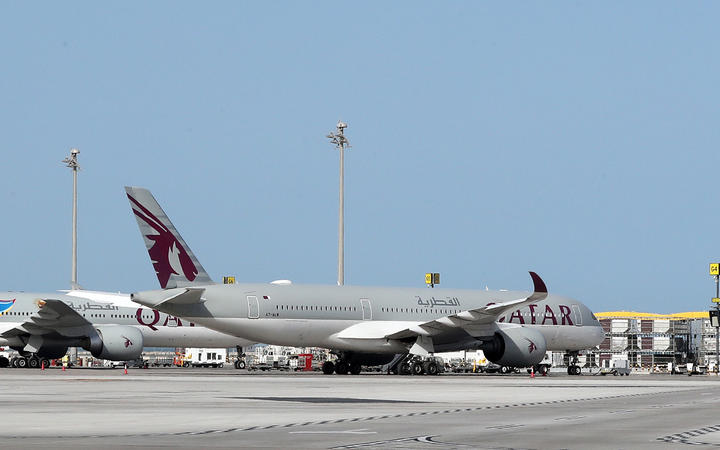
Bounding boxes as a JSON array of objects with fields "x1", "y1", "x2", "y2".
[{"x1": 125, "y1": 186, "x2": 214, "y2": 289}]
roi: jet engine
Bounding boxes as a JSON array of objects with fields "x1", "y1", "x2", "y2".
[
  {"x1": 483, "y1": 327, "x2": 547, "y2": 367},
  {"x1": 84, "y1": 326, "x2": 144, "y2": 361}
]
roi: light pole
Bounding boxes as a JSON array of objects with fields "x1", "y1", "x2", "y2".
[
  {"x1": 62, "y1": 148, "x2": 80, "y2": 290},
  {"x1": 327, "y1": 121, "x2": 350, "y2": 286}
]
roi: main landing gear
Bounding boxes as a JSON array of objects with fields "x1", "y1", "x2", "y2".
[
  {"x1": 388, "y1": 354, "x2": 442, "y2": 376},
  {"x1": 5, "y1": 354, "x2": 50, "y2": 369},
  {"x1": 322, "y1": 359, "x2": 362, "y2": 375},
  {"x1": 566, "y1": 351, "x2": 582, "y2": 375}
]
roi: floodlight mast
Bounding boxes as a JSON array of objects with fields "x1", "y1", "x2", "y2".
[
  {"x1": 62, "y1": 148, "x2": 80, "y2": 290},
  {"x1": 327, "y1": 121, "x2": 350, "y2": 286}
]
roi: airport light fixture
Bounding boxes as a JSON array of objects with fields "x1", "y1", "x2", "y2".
[
  {"x1": 62, "y1": 148, "x2": 80, "y2": 290},
  {"x1": 425, "y1": 273, "x2": 440, "y2": 288},
  {"x1": 327, "y1": 121, "x2": 350, "y2": 286}
]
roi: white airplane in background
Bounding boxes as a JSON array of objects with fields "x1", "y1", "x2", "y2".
[
  {"x1": 127, "y1": 187, "x2": 605, "y2": 376},
  {"x1": 0, "y1": 290, "x2": 253, "y2": 368}
]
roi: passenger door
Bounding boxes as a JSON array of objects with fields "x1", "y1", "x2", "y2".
[
  {"x1": 360, "y1": 298, "x2": 372, "y2": 320},
  {"x1": 247, "y1": 295, "x2": 260, "y2": 319}
]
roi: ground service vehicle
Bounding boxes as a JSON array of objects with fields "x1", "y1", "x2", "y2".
[{"x1": 183, "y1": 348, "x2": 226, "y2": 368}]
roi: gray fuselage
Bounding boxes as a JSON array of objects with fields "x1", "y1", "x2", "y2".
[{"x1": 134, "y1": 283, "x2": 606, "y2": 354}]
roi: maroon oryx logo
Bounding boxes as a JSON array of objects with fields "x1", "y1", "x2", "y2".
[
  {"x1": 122, "y1": 336, "x2": 133, "y2": 348},
  {"x1": 525, "y1": 338, "x2": 537, "y2": 354},
  {"x1": 127, "y1": 193, "x2": 198, "y2": 288}
]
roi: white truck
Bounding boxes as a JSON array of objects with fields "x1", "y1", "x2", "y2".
[
  {"x1": 599, "y1": 359, "x2": 631, "y2": 376},
  {"x1": 183, "y1": 348, "x2": 227, "y2": 368}
]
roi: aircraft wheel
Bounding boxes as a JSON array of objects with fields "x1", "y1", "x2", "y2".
[
  {"x1": 424, "y1": 361, "x2": 439, "y2": 376},
  {"x1": 398, "y1": 362, "x2": 412, "y2": 375},
  {"x1": 27, "y1": 356, "x2": 40, "y2": 369},
  {"x1": 500, "y1": 366, "x2": 509, "y2": 374},
  {"x1": 322, "y1": 361, "x2": 335, "y2": 375},
  {"x1": 235, "y1": 360, "x2": 246, "y2": 370},
  {"x1": 17, "y1": 357, "x2": 28, "y2": 368},
  {"x1": 411, "y1": 362, "x2": 424, "y2": 375},
  {"x1": 350, "y1": 363, "x2": 362, "y2": 375},
  {"x1": 538, "y1": 365, "x2": 548, "y2": 376},
  {"x1": 41, "y1": 359, "x2": 50, "y2": 369},
  {"x1": 10, "y1": 357, "x2": 18, "y2": 368},
  {"x1": 335, "y1": 361, "x2": 349, "y2": 375}
]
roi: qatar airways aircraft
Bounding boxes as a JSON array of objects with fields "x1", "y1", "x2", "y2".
[
  {"x1": 127, "y1": 187, "x2": 605, "y2": 376},
  {"x1": 0, "y1": 289, "x2": 253, "y2": 368}
]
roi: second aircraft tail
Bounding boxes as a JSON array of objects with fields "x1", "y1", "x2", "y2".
[{"x1": 125, "y1": 186, "x2": 214, "y2": 289}]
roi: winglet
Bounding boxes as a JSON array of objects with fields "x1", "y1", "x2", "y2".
[
  {"x1": 528, "y1": 271, "x2": 548, "y2": 302},
  {"x1": 529, "y1": 271, "x2": 547, "y2": 293}
]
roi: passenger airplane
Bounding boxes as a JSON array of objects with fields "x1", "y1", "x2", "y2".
[
  {"x1": 0, "y1": 289, "x2": 253, "y2": 368},
  {"x1": 127, "y1": 187, "x2": 606, "y2": 376}
]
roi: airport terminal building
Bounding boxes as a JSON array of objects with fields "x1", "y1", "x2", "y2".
[{"x1": 592, "y1": 311, "x2": 716, "y2": 370}]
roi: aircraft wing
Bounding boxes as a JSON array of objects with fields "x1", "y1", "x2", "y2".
[
  {"x1": 0, "y1": 299, "x2": 95, "y2": 339},
  {"x1": 337, "y1": 272, "x2": 548, "y2": 342},
  {"x1": 385, "y1": 272, "x2": 548, "y2": 340}
]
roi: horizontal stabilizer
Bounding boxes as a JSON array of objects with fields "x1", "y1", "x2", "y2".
[
  {"x1": 132, "y1": 288, "x2": 206, "y2": 308},
  {"x1": 162, "y1": 288, "x2": 206, "y2": 305}
]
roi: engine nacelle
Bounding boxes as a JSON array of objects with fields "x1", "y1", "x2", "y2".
[
  {"x1": 85, "y1": 326, "x2": 144, "y2": 361},
  {"x1": 483, "y1": 327, "x2": 547, "y2": 367}
]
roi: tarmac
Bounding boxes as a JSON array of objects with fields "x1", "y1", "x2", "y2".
[{"x1": 2, "y1": 367, "x2": 720, "y2": 449}]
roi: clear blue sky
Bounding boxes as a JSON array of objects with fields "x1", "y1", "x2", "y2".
[{"x1": 1, "y1": 3, "x2": 718, "y2": 314}]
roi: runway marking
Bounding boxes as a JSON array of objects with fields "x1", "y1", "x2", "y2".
[
  {"x1": 230, "y1": 396, "x2": 425, "y2": 404},
  {"x1": 486, "y1": 424, "x2": 524, "y2": 430},
  {"x1": 658, "y1": 424, "x2": 720, "y2": 445},
  {"x1": 290, "y1": 429, "x2": 376, "y2": 435},
  {"x1": 331, "y1": 434, "x2": 449, "y2": 448},
  {"x1": 554, "y1": 416, "x2": 586, "y2": 421},
  {"x1": 1, "y1": 391, "x2": 657, "y2": 440}
]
